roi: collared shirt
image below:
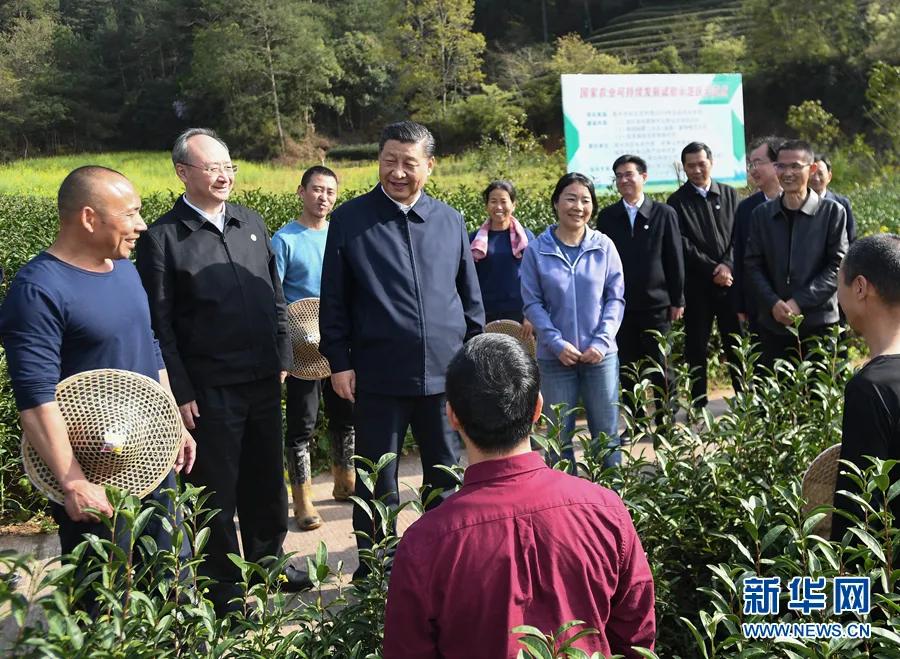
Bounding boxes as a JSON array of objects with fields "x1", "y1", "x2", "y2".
[
  {"x1": 692, "y1": 182, "x2": 710, "y2": 198},
  {"x1": 380, "y1": 184, "x2": 421, "y2": 215},
  {"x1": 182, "y1": 194, "x2": 226, "y2": 232},
  {"x1": 623, "y1": 196, "x2": 644, "y2": 229},
  {"x1": 383, "y1": 451, "x2": 656, "y2": 659}
]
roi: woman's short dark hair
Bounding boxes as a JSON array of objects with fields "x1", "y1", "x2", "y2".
[
  {"x1": 551, "y1": 172, "x2": 597, "y2": 220},
  {"x1": 482, "y1": 180, "x2": 517, "y2": 204},
  {"x1": 445, "y1": 334, "x2": 541, "y2": 453}
]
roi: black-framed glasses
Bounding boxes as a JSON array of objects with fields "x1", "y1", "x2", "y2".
[{"x1": 179, "y1": 162, "x2": 238, "y2": 176}]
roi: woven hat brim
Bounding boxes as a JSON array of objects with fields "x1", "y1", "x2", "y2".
[
  {"x1": 485, "y1": 319, "x2": 537, "y2": 357},
  {"x1": 21, "y1": 369, "x2": 182, "y2": 504},
  {"x1": 288, "y1": 298, "x2": 331, "y2": 380},
  {"x1": 801, "y1": 443, "x2": 842, "y2": 538}
]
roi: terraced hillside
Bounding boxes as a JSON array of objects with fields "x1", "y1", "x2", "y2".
[{"x1": 589, "y1": 0, "x2": 746, "y2": 63}]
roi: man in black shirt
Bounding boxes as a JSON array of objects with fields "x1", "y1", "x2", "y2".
[
  {"x1": 597, "y1": 155, "x2": 684, "y2": 423},
  {"x1": 831, "y1": 234, "x2": 900, "y2": 541},
  {"x1": 667, "y1": 142, "x2": 742, "y2": 407},
  {"x1": 744, "y1": 139, "x2": 847, "y2": 368}
]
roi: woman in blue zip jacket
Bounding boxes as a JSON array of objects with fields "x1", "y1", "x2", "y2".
[{"x1": 520, "y1": 172, "x2": 626, "y2": 470}]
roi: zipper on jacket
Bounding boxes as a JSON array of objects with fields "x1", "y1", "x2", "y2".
[
  {"x1": 402, "y1": 216, "x2": 428, "y2": 394},
  {"x1": 786, "y1": 213, "x2": 794, "y2": 286}
]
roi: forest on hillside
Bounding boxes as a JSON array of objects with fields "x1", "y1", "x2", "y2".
[{"x1": 0, "y1": 0, "x2": 898, "y2": 162}]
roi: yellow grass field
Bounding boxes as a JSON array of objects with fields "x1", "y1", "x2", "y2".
[{"x1": 0, "y1": 151, "x2": 558, "y2": 197}]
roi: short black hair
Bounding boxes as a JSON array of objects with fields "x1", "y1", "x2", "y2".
[
  {"x1": 551, "y1": 172, "x2": 598, "y2": 220},
  {"x1": 57, "y1": 165, "x2": 128, "y2": 218},
  {"x1": 445, "y1": 334, "x2": 541, "y2": 453},
  {"x1": 681, "y1": 141, "x2": 712, "y2": 164},
  {"x1": 815, "y1": 154, "x2": 833, "y2": 172},
  {"x1": 776, "y1": 139, "x2": 815, "y2": 163},
  {"x1": 842, "y1": 234, "x2": 900, "y2": 305},
  {"x1": 748, "y1": 136, "x2": 783, "y2": 162},
  {"x1": 300, "y1": 165, "x2": 338, "y2": 189},
  {"x1": 612, "y1": 154, "x2": 647, "y2": 174},
  {"x1": 482, "y1": 180, "x2": 517, "y2": 204},
  {"x1": 379, "y1": 120, "x2": 435, "y2": 157}
]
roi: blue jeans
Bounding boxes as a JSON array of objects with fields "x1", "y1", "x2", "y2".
[{"x1": 538, "y1": 354, "x2": 621, "y2": 470}]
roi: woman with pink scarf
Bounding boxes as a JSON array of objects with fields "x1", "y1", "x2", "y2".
[{"x1": 469, "y1": 180, "x2": 535, "y2": 333}]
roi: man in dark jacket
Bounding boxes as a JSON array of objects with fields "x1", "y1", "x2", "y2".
[
  {"x1": 136, "y1": 128, "x2": 300, "y2": 613},
  {"x1": 667, "y1": 142, "x2": 743, "y2": 407},
  {"x1": 319, "y1": 120, "x2": 484, "y2": 579},
  {"x1": 733, "y1": 136, "x2": 783, "y2": 327},
  {"x1": 744, "y1": 139, "x2": 848, "y2": 368},
  {"x1": 597, "y1": 154, "x2": 684, "y2": 424},
  {"x1": 810, "y1": 154, "x2": 857, "y2": 244}
]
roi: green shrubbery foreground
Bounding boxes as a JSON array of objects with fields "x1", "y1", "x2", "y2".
[
  {"x1": 1, "y1": 187, "x2": 900, "y2": 655},
  {"x1": 0, "y1": 332, "x2": 898, "y2": 657}
]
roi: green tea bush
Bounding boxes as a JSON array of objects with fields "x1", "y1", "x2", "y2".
[
  {"x1": 1, "y1": 332, "x2": 898, "y2": 657},
  {"x1": 0, "y1": 181, "x2": 898, "y2": 522}
]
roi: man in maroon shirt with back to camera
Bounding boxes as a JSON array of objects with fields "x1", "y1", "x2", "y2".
[{"x1": 383, "y1": 333, "x2": 656, "y2": 658}]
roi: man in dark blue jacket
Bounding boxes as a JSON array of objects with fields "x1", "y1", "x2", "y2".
[
  {"x1": 319, "y1": 121, "x2": 484, "y2": 578},
  {"x1": 732, "y1": 136, "x2": 783, "y2": 328},
  {"x1": 810, "y1": 154, "x2": 857, "y2": 244}
]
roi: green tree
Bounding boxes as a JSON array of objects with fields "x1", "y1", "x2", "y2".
[
  {"x1": 696, "y1": 21, "x2": 746, "y2": 73},
  {"x1": 548, "y1": 33, "x2": 637, "y2": 75},
  {"x1": 0, "y1": 14, "x2": 78, "y2": 156},
  {"x1": 641, "y1": 45, "x2": 684, "y2": 74},
  {"x1": 785, "y1": 99, "x2": 843, "y2": 149},
  {"x1": 864, "y1": 0, "x2": 900, "y2": 62},
  {"x1": 395, "y1": 0, "x2": 486, "y2": 119},
  {"x1": 187, "y1": 0, "x2": 342, "y2": 157},
  {"x1": 742, "y1": 0, "x2": 865, "y2": 71},
  {"x1": 865, "y1": 61, "x2": 900, "y2": 159},
  {"x1": 332, "y1": 31, "x2": 394, "y2": 133}
]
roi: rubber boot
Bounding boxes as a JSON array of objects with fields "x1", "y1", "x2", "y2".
[
  {"x1": 291, "y1": 482, "x2": 321, "y2": 531},
  {"x1": 332, "y1": 465, "x2": 355, "y2": 501}
]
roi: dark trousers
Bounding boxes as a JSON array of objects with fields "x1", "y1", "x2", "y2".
[
  {"x1": 187, "y1": 376, "x2": 288, "y2": 612},
  {"x1": 53, "y1": 470, "x2": 187, "y2": 557},
  {"x1": 51, "y1": 470, "x2": 190, "y2": 608},
  {"x1": 617, "y1": 309, "x2": 671, "y2": 422},
  {"x1": 352, "y1": 391, "x2": 460, "y2": 575},
  {"x1": 684, "y1": 282, "x2": 744, "y2": 407},
  {"x1": 757, "y1": 323, "x2": 838, "y2": 370},
  {"x1": 285, "y1": 376, "x2": 354, "y2": 484}
]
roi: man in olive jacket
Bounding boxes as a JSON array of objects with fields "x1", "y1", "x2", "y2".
[
  {"x1": 666, "y1": 141, "x2": 743, "y2": 407},
  {"x1": 319, "y1": 120, "x2": 484, "y2": 579},
  {"x1": 744, "y1": 139, "x2": 848, "y2": 368}
]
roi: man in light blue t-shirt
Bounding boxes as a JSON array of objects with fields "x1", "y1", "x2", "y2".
[{"x1": 272, "y1": 166, "x2": 354, "y2": 531}]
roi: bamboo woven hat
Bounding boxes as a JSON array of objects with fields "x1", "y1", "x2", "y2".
[
  {"x1": 801, "y1": 443, "x2": 843, "y2": 538},
  {"x1": 287, "y1": 297, "x2": 331, "y2": 380},
  {"x1": 21, "y1": 369, "x2": 182, "y2": 504},
  {"x1": 485, "y1": 319, "x2": 536, "y2": 357}
]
